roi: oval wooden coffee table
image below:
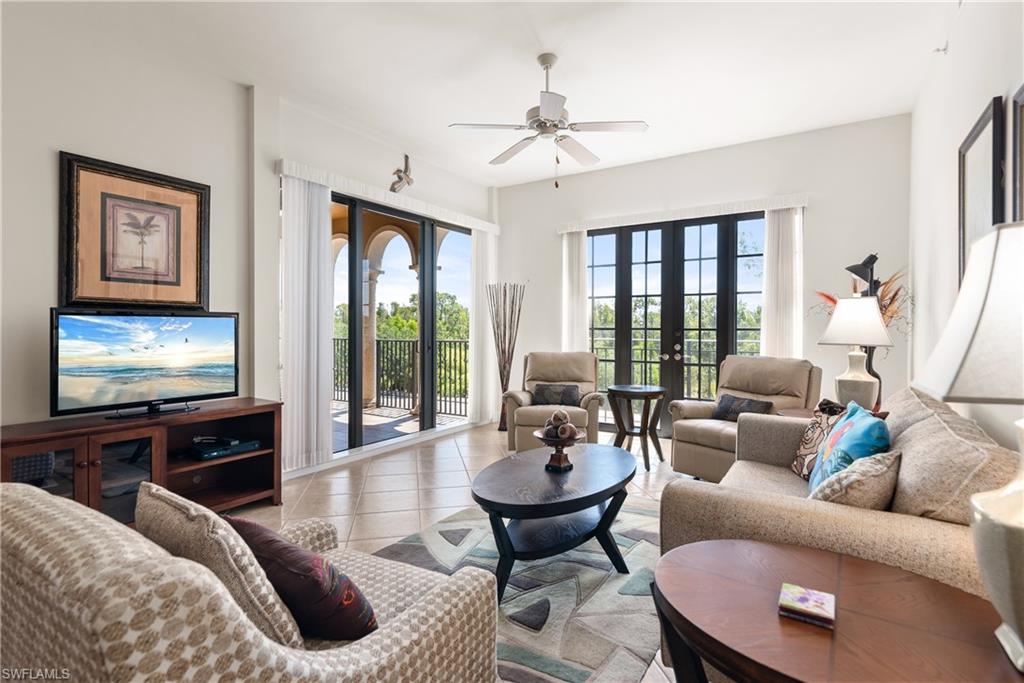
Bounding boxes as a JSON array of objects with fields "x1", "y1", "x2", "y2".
[
  {"x1": 652, "y1": 540, "x2": 1018, "y2": 682},
  {"x1": 471, "y1": 444, "x2": 636, "y2": 601}
]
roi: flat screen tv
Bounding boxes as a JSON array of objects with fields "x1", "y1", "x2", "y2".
[{"x1": 51, "y1": 309, "x2": 239, "y2": 417}]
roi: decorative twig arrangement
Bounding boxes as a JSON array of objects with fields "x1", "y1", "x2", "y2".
[{"x1": 487, "y1": 282, "x2": 526, "y2": 431}]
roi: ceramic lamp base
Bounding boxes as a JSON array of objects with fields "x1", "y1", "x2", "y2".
[
  {"x1": 834, "y1": 349, "x2": 879, "y2": 408},
  {"x1": 995, "y1": 623, "x2": 1024, "y2": 672}
]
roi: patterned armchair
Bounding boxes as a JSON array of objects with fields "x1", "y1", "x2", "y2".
[{"x1": 0, "y1": 484, "x2": 497, "y2": 682}]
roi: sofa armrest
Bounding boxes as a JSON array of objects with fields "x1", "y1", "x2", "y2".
[
  {"x1": 668, "y1": 399, "x2": 716, "y2": 421},
  {"x1": 502, "y1": 390, "x2": 532, "y2": 408},
  {"x1": 735, "y1": 413, "x2": 809, "y2": 467},
  {"x1": 580, "y1": 391, "x2": 605, "y2": 409},
  {"x1": 659, "y1": 479, "x2": 983, "y2": 597},
  {"x1": 279, "y1": 518, "x2": 339, "y2": 553}
]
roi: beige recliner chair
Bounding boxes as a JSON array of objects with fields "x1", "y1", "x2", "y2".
[
  {"x1": 503, "y1": 352, "x2": 605, "y2": 451},
  {"x1": 669, "y1": 355, "x2": 821, "y2": 482}
]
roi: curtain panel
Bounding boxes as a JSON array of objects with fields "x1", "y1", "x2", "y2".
[
  {"x1": 761, "y1": 207, "x2": 804, "y2": 359},
  {"x1": 561, "y1": 231, "x2": 588, "y2": 351},
  {"x1": 468, "y1": 229, "x2": 500, "y2": 423},
  {"x1": 280, "y1": 176, "x2": 333, "y2": 472}
]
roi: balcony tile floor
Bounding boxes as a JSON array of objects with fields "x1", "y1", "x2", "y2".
[{"x1": 231, "y1": 422, "x2": 682, "y2": 680}]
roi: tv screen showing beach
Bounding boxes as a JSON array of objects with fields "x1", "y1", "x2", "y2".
[{"x1": 55, "y1": 314, "x2": 236, "y2": 412}]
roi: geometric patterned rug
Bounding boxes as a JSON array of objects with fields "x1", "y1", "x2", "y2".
[{"x1": 373, "y1": 497, "x2": 662, "y2": 682}]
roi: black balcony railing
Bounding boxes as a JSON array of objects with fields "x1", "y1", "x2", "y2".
[{"x1": 331, "y1": 338, "x2": 468, "y2": 417}]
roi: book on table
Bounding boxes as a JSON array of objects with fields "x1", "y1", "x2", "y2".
[{"x1": 778, "y1": 582, "x2": 835, "y2": 629}]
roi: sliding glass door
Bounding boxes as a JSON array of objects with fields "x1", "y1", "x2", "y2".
[
  {"x1": 330, "y1": 196, "x2": 471, "y2": 453},
  {"x1": 586, "y1": 213, "x2": 766, "y2": 431}
]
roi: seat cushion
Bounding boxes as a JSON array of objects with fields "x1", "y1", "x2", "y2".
[
  {"x1": 135, "y1": 482, "x2": 303, "y2": 648},
  {"x1": 514, "y1": 404, "x2": 589, "y2": 427},
  {"x1": 891, "y1": 403, "x2": 1020, "y2": 525},
  {"x1": 720, "y1": 461, "x2": 809, "y2": 498},
  {"x1": 673, "y1": 419, "x2": 737, "y2": 452},
  {"x1": 302, "y1": 548, "x2": 446, "y2": 650}
]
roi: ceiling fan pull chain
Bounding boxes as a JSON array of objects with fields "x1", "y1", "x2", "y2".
[{"x1": 554, "y1": 151, "x2": 560, "y2": 189}]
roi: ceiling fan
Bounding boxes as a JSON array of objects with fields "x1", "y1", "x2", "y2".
[{"x1": 449, "y1": 53, "x2": 649, "y2": 169}]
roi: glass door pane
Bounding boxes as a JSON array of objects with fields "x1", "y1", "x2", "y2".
[
  {"x1": 93, "y1": 433, "x2": 155, "y2": 524},
  {"x1": 331, "y1": 201, "x2": 351, "y2": 453},
  {"x1": 629, "y1": 228, "x2": 663, "y2": 421},
  {"x1": 361, "y1": 208, "x2": 423, "y2": 446},
  {"x1": 681, "y1": 222, "x2": 719, "y2": 399},
  {"x1": 435, "y1": 227, "x2": 471, "y2": 426},
  {"x1": 7, "y1": 446, "x2": 80, "y2": 499},
  {"x1": 587, "y1": 232, "x2": 617, "y2": 424},
  {"x1": 736, "y1": 216, "x2": 766, "y2": 355}
]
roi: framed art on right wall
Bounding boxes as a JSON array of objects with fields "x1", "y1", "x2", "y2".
[
  {"x1": 958, "y1": 96, "x2": 1005, "y2": 285},
  {"x1": 1013, "y1": 83, "x2": 1024, "y2": 221}
]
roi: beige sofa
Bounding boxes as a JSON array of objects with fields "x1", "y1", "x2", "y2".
[
  {"x1": 503, "y1": 351, "x2": 605, "y2": 451},
  {"x1": 669, "y1": 355, "x2": 821, "y2": 482},
  {"x1": 661, "y1": 387, "x2": 1022, "y2": 598},
  {"x1": 0, "y1": 484, "x2": 497, "y2": 682}
]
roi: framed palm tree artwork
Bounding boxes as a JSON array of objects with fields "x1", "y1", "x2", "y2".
[{"x1": 59, "y1": 152, "x2": 209, "y2": 309}]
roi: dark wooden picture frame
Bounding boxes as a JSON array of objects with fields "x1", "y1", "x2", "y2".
[
  {"x1": 1013, "y1": 83, "x2": 1024, "y2": 221},
  {"x1": 59, "y1": 152, "x2": 210, "y2": 310},
  {"x1": 958, "y1": 97, "x2": 1004, "y2": 285}
]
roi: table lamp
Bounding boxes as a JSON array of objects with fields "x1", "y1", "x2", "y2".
[
  {"x1": 913, "y1": 221, "x2": 1023, "y2": 672},
  {"x1": 818, "y1": 296, "x2": 894, "y2": 411}
]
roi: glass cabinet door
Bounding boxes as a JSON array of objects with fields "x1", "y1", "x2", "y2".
[
  {"x1": 3, "y1": 437, "x2": 88, "y2": 502},
  {"x1": 88, "y1": 428, "x2": 164, "y2": 524}
]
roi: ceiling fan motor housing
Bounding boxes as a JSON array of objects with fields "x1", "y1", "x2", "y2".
[{"x1": 526, "y1": 105, "x2": 569, "y2": 136}]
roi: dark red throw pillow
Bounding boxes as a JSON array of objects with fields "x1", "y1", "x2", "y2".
[{"x1": 223, "y1": 516, "x2": 377, "y2": 641}]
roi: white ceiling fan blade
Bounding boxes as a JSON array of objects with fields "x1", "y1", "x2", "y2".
[
  {"x1": 556, "y1": 135, "x2": 599, "y2": 166},
  {"x1": 539, "y1": 91, "x2": 567, "y2": 121},
  {"x1": 489, "y1": 135, "x2": 539, "y2": 165},
  {"x1": 569, "y1": 120, "x2": 649, "y2": 133},
  {"x1": 449, "y1": 123, "x2": 528, "y2": 130}
]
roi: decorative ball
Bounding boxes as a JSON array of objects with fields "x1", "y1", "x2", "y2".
[
  {"x1": 557, "y1": 423, "x2": 577, "y2": 439},
  {"x1": 550, "y1": 409, "x2": 570, "y2": 426},
  {"x1": 544, "y1": 424, "x2": 560, "y2": 439}
]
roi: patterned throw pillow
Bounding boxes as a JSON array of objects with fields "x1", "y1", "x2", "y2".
[
  {"x1": 792, "y1": 399, "x2": 847, "y2": 480},
  {"x1": 809, "y1": 450, "x2": 901, "y2": 509},
  {"x1": 533, "y1": 383, "x2": 582, "y2": 406},
  {"x1": 710, "y1": 393, "x2": 774, "y2": 422},
  {"x1": 224, "y1": 516, "x2": 378, "y2": 641},
  {"x1": 808, "y1": 402, "x2": 891, "y2": 490}
]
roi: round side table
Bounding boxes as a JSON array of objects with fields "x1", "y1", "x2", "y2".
[{"x1": 606, "y1": 384, "x2": 665, "y2": 471}]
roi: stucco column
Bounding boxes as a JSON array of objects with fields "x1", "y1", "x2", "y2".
[{"x1": 363, "y1": 267, "x2": 381, "y2": 408}]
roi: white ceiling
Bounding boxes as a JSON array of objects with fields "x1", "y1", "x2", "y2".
[{"x1": 75, "y1": 2, "x2": 953, "y2": 187}]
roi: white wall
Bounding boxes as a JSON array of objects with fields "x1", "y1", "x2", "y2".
[
  {"x1": 909, "y1": 1, "x2": 1023, "y2": 448},
  {"x1": 0, "y1": 5, "x2": 493, "y2": 426},
  {"x1": 498, "y1": 115, "x2": 912, "y2": 401},
  {"x1": 1, "y1": 3, "x2": 251, "y2": 425}
]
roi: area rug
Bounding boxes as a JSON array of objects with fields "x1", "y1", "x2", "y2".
[{"x1": 373, "y1": 497, "x2": 662, "y2": 682}]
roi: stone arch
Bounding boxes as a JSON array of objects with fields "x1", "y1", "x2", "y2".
[{"x1": 365, "y1": 226, "x2": 417, "y2": 272}]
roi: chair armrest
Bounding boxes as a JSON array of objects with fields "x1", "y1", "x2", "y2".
[
  {"x1": 502, "y1": 390, "x2": 532, "y2": 408},
  {"x1": 659, "y1": 479, "x2": 983, "y2": 597},
  {"x1": 580, "y1": 391, "x2": 605, "y2": 409},
  {"x1": 279, "y1": 518, "x2": 339, "y2": 553},
  {"x1": 735, "y1": 413, "x2": 809, "y2": 467},
  {"x1": 668, "y1": 399, "x2": 716, "y2": 421}
]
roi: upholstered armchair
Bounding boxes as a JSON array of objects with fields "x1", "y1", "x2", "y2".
[
  {"x1": 502, "y1": 351, "x2": 605, "y2": 451},
  {"x1": 669, "y1": 355, "x2": 821, "y2": 482}
]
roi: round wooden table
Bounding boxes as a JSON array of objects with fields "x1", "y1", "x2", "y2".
[
  {"x1": 652, "y1": 540, "x2": 1018, "y2": 682},
  {"x1": 606, "y1": 384, "x2": 666, "y2": 471},
  {"x1": 471, "y1": 444, "x2": 635, "y2": 601}
]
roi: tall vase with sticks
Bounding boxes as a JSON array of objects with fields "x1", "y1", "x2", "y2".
[{"x1": 487, "y1": 282, "x2": 526, "y2": 431}]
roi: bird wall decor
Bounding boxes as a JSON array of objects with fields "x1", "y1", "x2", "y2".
[{"x1": 390, "y1": 154, "x2": 414, "y2": 193}]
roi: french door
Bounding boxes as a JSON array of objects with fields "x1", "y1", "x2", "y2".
[{"x1": 586, "y1": 213, "x2": 765, "y2": 433}]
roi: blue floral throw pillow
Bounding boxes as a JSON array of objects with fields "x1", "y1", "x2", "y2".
[{"x1": 808, "y1": 402, "x2": 891, "y2": 491}]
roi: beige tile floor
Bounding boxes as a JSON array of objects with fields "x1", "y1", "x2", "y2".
[{"x1": 231, "y1": 422, "x2": 683, "y2": 680}]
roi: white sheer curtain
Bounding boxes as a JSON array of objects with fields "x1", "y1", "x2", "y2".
[
  {"x1": 761, "y1": 207, "x2": 803, "y2": 358},
  {"x1": 280, "y1": 176, "x2": 333, "y2": 472},
  {"x1": 468, "y1": 229, "x2": 499, "y2": 423},
  {"x1": 561, "y1": 231, "x2": 588, "y2": 351}
]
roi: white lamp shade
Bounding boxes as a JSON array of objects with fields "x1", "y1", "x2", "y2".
[
  {"x1": 913, "y1": 222, "x2": 1024, "y2": 404},
  {"x1": 818, "y1": 296, "x2": 894, "y2": 347}
]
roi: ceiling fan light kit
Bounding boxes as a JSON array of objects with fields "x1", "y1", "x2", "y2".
[{"x1": 449, "y1": 52, "x2": 649, "y2": 183}]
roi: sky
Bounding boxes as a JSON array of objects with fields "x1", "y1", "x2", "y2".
[
  {"x1": 333, "y1": 229, "x2": 471, "y2": 310},
  {"x1": 58, "y1": 314, "x2": 235, "y2": 367}
]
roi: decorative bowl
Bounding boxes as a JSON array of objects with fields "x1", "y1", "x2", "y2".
[{"x1": 533, "y1": 428, "x2": 586, "y2": 473}]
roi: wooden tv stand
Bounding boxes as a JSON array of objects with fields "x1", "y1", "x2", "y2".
[{"x1": 1, "y1": 398, "x2": 281, "y2": 523}]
